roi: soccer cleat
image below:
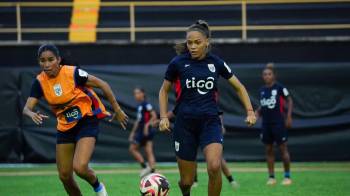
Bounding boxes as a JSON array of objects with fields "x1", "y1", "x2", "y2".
[
  {"x1": 140, "y1": 166, "x2": 152, "y2": 178},
  {"x1": 266, "y1": 178, "x2": 277, "y2": 185},
  {"x1": 95, "y1": 183, "x2": 108, "y2": 196},
  {"x1": 230, "y1": 181, "x2": 239, "y2": 189},
  {"x1": 281, "y1": 178, "x2": 292, "y2": 186}
]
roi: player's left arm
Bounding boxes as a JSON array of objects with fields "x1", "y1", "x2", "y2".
[
  {"x1": 286, "y1": 95, "x2": 293, "y2": 129},
  {"x1": 228, "y1": 75, "x2": 256, "y2": 126},
  {"x1": 84, "y1": 72, "x2": 128, "y2": 130}
]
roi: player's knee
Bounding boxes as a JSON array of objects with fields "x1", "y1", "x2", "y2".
[
  {"x1": 207, "y1": 160, "x2": 221, "y2": 177},
  {"x1": 129, "y1": 145, "x2": 137, "y2": 154},
  {"x1": 58, "y1": 170, "x2": 73, "y2": 183},
  {"x1": 73, "y1": 162, "x2": 88, "y2": 176}
]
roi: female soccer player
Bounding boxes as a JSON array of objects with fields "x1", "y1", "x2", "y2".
[
  {"x1": 159, "y1": 20, "x2": 256, "y2": 196},
  {"x1": 23, "y1": 44, "x2": 128, "y2": 196},
  {"x1": 255, "y1": 63, "x2": 293, "y2": 186},
  {"x1": 128, "y1": 87, "x2": 158, "y2": 178}
]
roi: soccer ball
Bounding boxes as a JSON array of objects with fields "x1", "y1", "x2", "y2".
[{"x1": 140, "y1": 173, "x2": 170, "y2": 196}]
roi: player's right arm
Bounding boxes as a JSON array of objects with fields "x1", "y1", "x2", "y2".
[
  {"x1": 159, "y1": 80, "x2": 172, "y2": 132},
  {"x1": 23, "y1": 97, "x2": 49, "y2": 125},
  {"x1": 23, "y1": 79, "x2": 49, "y2": 125}
]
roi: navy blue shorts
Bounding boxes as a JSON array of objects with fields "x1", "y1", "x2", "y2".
[
  {"x1": 131, "y1": 126, "x2": 156, "y2": 146},
  {"x1": 261, "y1": 123, "x2": 288, "y2": 145},
  {"x1": 172, "y1": 115, "x2": 223, "y2": 161},
  {"x1": 56, "y1": 116, "x2": 99, "y2": 144}
]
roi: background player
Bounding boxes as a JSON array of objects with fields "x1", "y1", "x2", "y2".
[
  {"x1": 22, "y1": 44, "x2": 128, "y2": 196},
  {"x1": 255, "y1": 63, "x2": 293, "y2": 186},
  {"x1": 159, "y1": 20, "x2": 256, "y2": 196},
  {"x1": 128, "y1": 87, "x2": 158, "y2": 178}
]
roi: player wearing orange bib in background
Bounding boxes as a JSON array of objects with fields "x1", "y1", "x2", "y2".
[{"x1": 23, "y1": 44, "x2": 128, "y2": 196}]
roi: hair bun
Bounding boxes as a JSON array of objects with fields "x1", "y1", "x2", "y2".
[
  {"x1": 196, "y1": 20, "x2": 209, "y2": 30},
  {"x1": 266, "y1": 62, "x2": 274, "y2": 69}
]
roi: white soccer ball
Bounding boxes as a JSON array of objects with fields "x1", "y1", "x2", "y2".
[{"x1": 140, "y1": 173, "x2": 170, "y2": 196}]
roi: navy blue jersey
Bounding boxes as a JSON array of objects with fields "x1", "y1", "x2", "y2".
[
  {"x1": 164, "y1": 52, "x2": 233, "y2": 117},
  {"x1": 259, "y1": 82, "x2": 290, "y2": 124},
  {"x1": 136, "y1": 101, "x2": 153, "y2": 127}
]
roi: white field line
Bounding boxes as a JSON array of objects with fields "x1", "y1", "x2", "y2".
[{"x1": 1, "y1": 167, "x2": 349, "y2": 177}]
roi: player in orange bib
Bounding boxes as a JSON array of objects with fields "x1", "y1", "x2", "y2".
[{"x1": 23, "y1": 44, "x2": 128, "y2": 196}]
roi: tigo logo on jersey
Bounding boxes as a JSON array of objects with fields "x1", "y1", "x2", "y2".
[
  {"x1": 186, "y1": 77, "x2": 214, "y2": 95},
  {"x1": 261, "y1": 89, "x2": 277, "y2": 109},
  {"x1": 208, "y1": 64, "x2": 216, "y2": 72},
  {"x1": 53, "y1": 84, "x2": 63, "y2": 97}
]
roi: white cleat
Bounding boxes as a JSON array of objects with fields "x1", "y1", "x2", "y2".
[
  {"x1": 230, "y1": 181, "x2": 240, "y2": 189},
  {"x1": 95, "y1": 183, "x2": 108, "y2": 196},
  {"x1": 191, "y1": 182, "x2": 198, "y2": 188},
  {"x1": 266, "y1": 178, "x2": 277, "y2": 186},
  {"x1": 281, "y1": 178, "x2": 292, "y2": 186},
  {"x1": 140, "y1": 166, "x2": 152, "y2": 178}
]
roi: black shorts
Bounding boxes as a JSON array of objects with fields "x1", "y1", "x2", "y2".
[
  {"x1": 56, "y1": 116, "x2": 99, "y2": 144},
  {"x1": 131, "y1": 126, "x2": 156, "y2": 146},
  {"x1": 260, "y1": 123, "x2": 287, "y2": 145}
]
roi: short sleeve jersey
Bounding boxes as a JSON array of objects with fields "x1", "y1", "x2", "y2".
[
  {"x1": 164, "y1": 52, "x2": 233, "y2": 117},
  {"x1": 259, "y1": 82, "x2": 290, "y2": 124},
  {"x1": 136, "y1": 101, "x2": 153, "y2": 127}
]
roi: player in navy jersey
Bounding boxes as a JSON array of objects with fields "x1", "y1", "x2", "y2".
[
  {"x1": 255, "y1": 63, "x2": 293, "y2": 186},
  {"x1": 129, "y1": 87, "x2": 158, "y2": 178},
  {"x1": 158, "y1": 20, "x2": 256, "y2": 196}
]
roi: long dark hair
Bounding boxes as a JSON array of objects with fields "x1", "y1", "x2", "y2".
[{"x1": 174, "y1": 20, "x2": 211, "y2": 55}]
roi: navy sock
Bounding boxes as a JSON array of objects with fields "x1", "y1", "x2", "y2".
[
  {"x1": 151, "y1": 168, "x2": 155, "y2": 173},
  {"x1": 226, "y1": 175, "x2": 234, "y2": 183},
  {"x1": 194, "y1": 174, "x2": 198, "y2": 182},
  {"x1": 269, "y1": 174, "x2": 275, "y2": 179},
  {"x1": 284, "y1": 171, "x2": 291, "y2": 178},
  {"x1": 92, "y1": 178, "x2": 102, "y2": 192},
  {"x1": 140, "y1": 162, "x2": 147, "y2": 169}
]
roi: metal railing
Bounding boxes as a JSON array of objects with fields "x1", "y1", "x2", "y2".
[{"x1": 1, "y1": 0, "x2": 350, "y2": 42}]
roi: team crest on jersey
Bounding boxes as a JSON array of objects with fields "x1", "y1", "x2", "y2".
[
  {"x1": 53, "y1": 84, "x2": 63, "y2": 97},
  {"x1": 208, "y1": 64, "x2": 216, "y2": 73},
  {"x1": 271, "y1": 89, "x2": 277, "y2": 96}
]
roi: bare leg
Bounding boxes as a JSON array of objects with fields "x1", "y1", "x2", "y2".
[
  {"x1": 56, "y1": 143, "x2": 82, "y2": 196},
  {"x1": 265, "y1": 144, "x2": 275, "y2": 177},
  {"x1": 73, "y1": 137, "x2": 98, "y2": 187},
  {"x1": 221, "y1": 158, "x2": 231, "y2": 177},
  {"x1": 204, "y1": 143, "x2": 223, "y2": 196},
  {"x1": 129, "y1": 143, "x2": 145, "y2": 165},
  {"x1": 144, "y1": 141, "x2": 156, "y2": 170},
  {"x1": 279, "y1": 142, "x2": 291, "y2": 176},
  {"x1": 177, "y1": 157, "x2": 196, "y2": 196}
]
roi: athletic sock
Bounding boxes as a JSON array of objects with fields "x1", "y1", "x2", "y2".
[
  {"x1": 284, "y1": 171, "x2": 291, "y2": 179},
  {"x1": 151, "y1": 168, "x2": 155, "y2": 173},
  {"x1": 269, "y1": 174, "x2": 275, "y2": 179},
  {"x1": 140, "y1": 162, "x2": 147, "y2": 169},
  {"x1": 226, "y1": 175, "x2": 234, "y2": 183},
  {"x1": 92, "y1": 178, "x2": 102, "y2": 192},
  {"x1": 178, "y1": 181, "x2": 191, "y2": 196},
  {"x1": 194, "y1": 174, "x2": 198, "y2": 183}
]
